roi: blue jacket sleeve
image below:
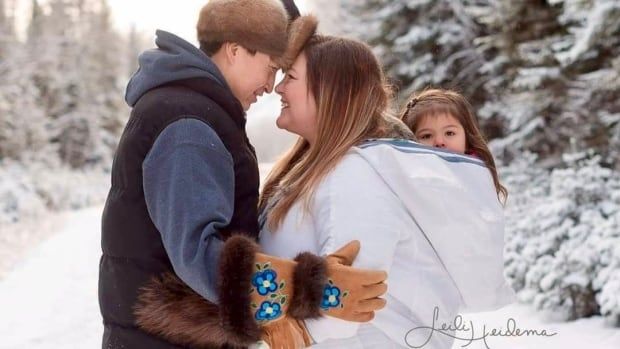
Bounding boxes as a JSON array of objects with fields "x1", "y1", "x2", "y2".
[{"x1": 142, "y1": 118, "x2": 235, "y2": 304}]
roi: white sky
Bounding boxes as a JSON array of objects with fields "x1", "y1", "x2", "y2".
[{"x1": 107, "y1": 0, "x2": 310, "y2": 44}]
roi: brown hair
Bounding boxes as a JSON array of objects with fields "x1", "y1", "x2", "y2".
[
  {"x1": 199, "y1": 41, "x2": 256, "y2": 57},
  {"x1": 260, "y1": 35, "x2": 396, "y2": 230},
  {"x1": 400, "y1": 88, "x2": 508, "y2": 204}
]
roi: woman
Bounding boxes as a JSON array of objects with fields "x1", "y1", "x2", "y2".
[{"x1": 258, "y1": 34, "x2": 515, "y2": 348}]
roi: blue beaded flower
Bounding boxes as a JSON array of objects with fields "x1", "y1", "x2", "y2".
[
  {"x1": 252, "y1": 269, "x2": 279, "y2": 296},
  {"x1": 321, "y1": 284, "x2": 341, "y2": 309},
  {"x1": 255, "y1": 301, "x2": 282, "y2": 321}
]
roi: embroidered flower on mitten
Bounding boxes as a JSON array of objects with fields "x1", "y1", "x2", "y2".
[
  {"x1": 252, "y1": 269, "x2": 279, "y2": 295},
  {"x1": 255, "y1": 301, "x2": 282, "y2": 321},
  {"x1": 250, "y1": 262, "x2": 288, "y2": 323},
  {"x1": 321, "y1": 279, "x2": 349, "y2": 310}
]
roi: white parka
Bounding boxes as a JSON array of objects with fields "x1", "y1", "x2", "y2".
[{"x1": 259, "y1": 139, "x2": 516, "y2": 349}]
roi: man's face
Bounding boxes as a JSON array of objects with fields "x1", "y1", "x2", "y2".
[{"x1": 227, "y1": 46, "x2": 279, "y2": 111}]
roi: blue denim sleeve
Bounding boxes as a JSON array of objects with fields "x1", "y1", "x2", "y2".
[{"x1": 142, "y1": 118, "x2": 235, "y2": 304}]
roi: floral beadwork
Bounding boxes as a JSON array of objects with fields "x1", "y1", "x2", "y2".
[
  {"x1": 255, "y1": 301, "x2": 282, "y2": 321},
  {"x1": 321, "y1": 279, "x2": 349, "y2": 310},
  {"x1": 250, "y1": 262, "x2": 288, "y2": 322},
  {"x1": 252, "y1": 269, "x2": 279, "y2": 296}
]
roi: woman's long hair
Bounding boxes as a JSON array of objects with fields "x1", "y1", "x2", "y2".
[
  {"x1": 400, "y1": 88, "x2": 508, "y2": 204},
  {"x1": 260, "y1": 35, "x2": 395, "y2": 230}
]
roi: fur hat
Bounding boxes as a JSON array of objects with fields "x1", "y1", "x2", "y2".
[
  {"x1": 197, "y1": 0, "x2": 290, "y2": 57},
  {"x1": 275, "y1": 14, "x2": 319, "y2": 69},
  {"x1": 281, "y1": 0, "x2": 301, "y2": 20}
]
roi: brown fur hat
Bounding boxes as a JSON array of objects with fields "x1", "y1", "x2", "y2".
[
  {"x1": 197, "y1": 0, "x2": 289, "y2": 57},
  {"x1": 275, "y1": 14, "x2": 319, "y2": 69}
]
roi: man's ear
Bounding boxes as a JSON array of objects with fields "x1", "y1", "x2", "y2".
[{"x1": 224, "y1": 42, "x2": 240, "y2": 64}]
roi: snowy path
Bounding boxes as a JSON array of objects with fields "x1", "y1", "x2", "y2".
[
  {"x1": 0, "y1": 207, "x2": 103, "y2": 349},
  {"x1": 448, "y1": 303, "x2": 620, "y2": 349},
  {"x1": 1, "y1": 206, "x2": 619, "y2": 349}
]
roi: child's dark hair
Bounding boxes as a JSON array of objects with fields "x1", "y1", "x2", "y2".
[{"x1": 400, "y1": 88, "x2": 508, "y2": 204}]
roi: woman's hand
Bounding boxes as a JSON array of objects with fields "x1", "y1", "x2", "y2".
[{"x1": 320, "y1": 241, "x2": 388, "y2": 322}]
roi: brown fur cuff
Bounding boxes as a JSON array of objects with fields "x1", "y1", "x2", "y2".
[
  {"x1": 218, "y1": 234, "x2": 262, "y2": 345},
  {"x1": 133, "y1": 234, "x2": 261, "y2": 348},
  {"x1": 288, "y1": 252, "x2": 328, "y2": 319},
  {"x1": 134, "y1": 272, "x2": 230, "y2": 348}
]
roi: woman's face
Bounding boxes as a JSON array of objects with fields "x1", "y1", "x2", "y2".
[
  {"x1": 275, "y1": 53, "x2": 318, "y2": 144},
  {"x1": 415, "y1": 113, "x2": 467, "y2": 153}
]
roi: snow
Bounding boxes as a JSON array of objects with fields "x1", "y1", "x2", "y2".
[
  {"x1": 1, "y1": 206, "x2": 619, "y2": 349},
  {"x1": 451, "y1": 304, "x2": 620, "y2": 349},
  {"x1": 0, "y1": 207, "x2": 102, "y2": 349}
]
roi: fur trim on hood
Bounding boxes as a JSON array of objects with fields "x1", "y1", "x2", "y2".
[{"x1": 275, "y1": 14, "x2": 319, "y2": 69}]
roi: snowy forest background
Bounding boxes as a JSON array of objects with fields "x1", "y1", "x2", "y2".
[{"x1": 1, "y1": 0, "x2": 619, "y2": 330}]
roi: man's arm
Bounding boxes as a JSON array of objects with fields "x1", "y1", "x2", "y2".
[
  {"x1": 138, "y1": 118, "x2": 329, "y2": 347},
  {"x1": 143, "y1": 118, "x2": 233, "y2": 303}
]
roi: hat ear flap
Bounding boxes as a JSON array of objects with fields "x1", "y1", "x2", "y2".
[
  {"x1": 276, "y1": 15, "x2": 319, "y2": 70},
  {"x1": 281, "y1": 0, "x2": 301, "y2": 21}
]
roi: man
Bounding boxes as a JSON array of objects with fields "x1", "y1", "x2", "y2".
[{"x1": 99, "y1": 1, "x2": 386, "y2": 348}]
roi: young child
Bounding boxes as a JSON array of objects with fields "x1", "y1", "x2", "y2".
[{"x1": 400, "y1": 88, "x2": 508, "y2": 203}]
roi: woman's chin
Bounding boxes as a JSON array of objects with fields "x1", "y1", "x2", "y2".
[{"x1": 275, "y1": 113, "x2": 288, "y2": 130}]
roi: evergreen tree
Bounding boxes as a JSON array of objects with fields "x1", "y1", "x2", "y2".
[
  {"x1": 335, "y1": 0, "x2": 485, "y2": 100},
  {"x1": 27, "y1": 0, "x2": 44, "y2": 42},
  {"x1": 503, "y1": 152, "x2": 620, "y2": 323},
  {"x1": 0, "y1": 0, "x2": 16, "y2": 56},
  {"x1": 327, "y1": 0, "x2": 620, "y2": 168}
]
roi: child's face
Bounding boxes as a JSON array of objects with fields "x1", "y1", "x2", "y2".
[{"x1": 415, "y1": 113, "x2": 467, "y2": 153}]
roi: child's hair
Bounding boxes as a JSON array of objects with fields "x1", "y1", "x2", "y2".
[{"x1": 400, "y1": 88, "x2": 508, "y2": 203}]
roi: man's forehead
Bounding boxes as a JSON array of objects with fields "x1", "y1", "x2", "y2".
[{"x1": 268, "y1": 57, "x2": 284, "y2": 70}]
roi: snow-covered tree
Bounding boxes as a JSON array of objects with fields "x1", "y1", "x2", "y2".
[
  {"x1": 324, "y1": 0, "x2": 620, "y2": 168},
  {"x1": 503, "y1": 152, "x2": 620, "y2": 323},
  {"x1": 478, "y1": 0, "x2": 620, "y2": 167},
  {"x1": 328, "y1": 0, "x2": 486, "y2": 102},
  {"x1": 27, "y1": 0, "x2": 43, "y2": 41},
  {"x1": 0, "y1": 0, "x2": 16, "y2": 56},
  {"x1": 1, "y1": 0, "x2": 149, "y2": 226},
  {"x1": 55, "y1": 0, "x2": 126, "y2": 167},
  {"x1": 0, "y1": 52, "x2": 49, "y2": 160},
  {"x1": 0, "y1": 0, "x2": 49, "y2": 161}
]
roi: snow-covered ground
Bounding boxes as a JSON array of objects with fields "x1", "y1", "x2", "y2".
[
  {"x1": 448, "y1": 303, "x2": 620, "y2": 349},
  {"x1": 0, "y1": 207, "x2": 103, "y2": 349},
  {"x1": 1, "y1": 206, "x2": 619, "y2": 349}
]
